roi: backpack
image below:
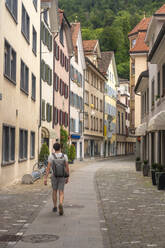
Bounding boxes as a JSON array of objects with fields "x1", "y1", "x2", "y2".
[{"x1": 52, "y1": 153, "x2": 68, "y2": 178}]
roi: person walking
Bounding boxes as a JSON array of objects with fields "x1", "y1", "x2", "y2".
[{"x1": 44, "y1": 142, "x2": 69, "y2": 215}]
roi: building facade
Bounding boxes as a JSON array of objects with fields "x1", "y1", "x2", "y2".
[
  {"x1": 99, "y1": 52, "x2": 118, "y2": 157},
  {"x1": 0, "y1": 0, "x2": 40, "y2": 187},
  {"x1": 83, "y1": 40, "x2": 106, "y2": 158},
  {"x1": 135, "y1": 4, "x2": 165, "y2": 166},
  {"x1": 53, "y1": 9, "x2": 73, "y2": 142},
  {"x1": 70, "y1": 23, "x2": 86, "y2": 160},
  {"x1": 40, "y1": 2, "x2": 54, "y2": 151}
]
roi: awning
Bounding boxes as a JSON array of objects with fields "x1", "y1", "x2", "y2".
[
  {"x1": 135, "y1": 122, "x2": 147, "y2": 136},
  {"x1": 71, "y1": 134, "x2": 81, "y2": 139},
  {"x1": 148, "y1": 111, "x2": 165, "y2": 131}
]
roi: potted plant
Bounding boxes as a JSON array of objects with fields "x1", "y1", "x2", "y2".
[
  {"x1": 39, "y1": 143, "x2": 49, "y2": 162},
  {"x1": 155, "y1": 164, "x2": 165, "y2": 190},
  {"x1": 135, "y1": 157, "x2": 141, "y2": 171},
  {"x1": 68, "y1": 144, "x2": 76, "y2": 164},
  {"x1": 151, "y1": 163, "x2": 158, "y2": 185},
  {"x1": 142, "y1": 160, "x2": 150, "y2": 177}
]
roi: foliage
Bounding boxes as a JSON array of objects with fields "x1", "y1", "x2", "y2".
[
  {"x1": 143, "y1": 160, "x2": 148, "y2": 164},
  {"x1": 60, "y1": 126, "x2": 69, "y2": 154},
  {"x1": 136, "y1": 157, "x2": 140, "y2": 161},
  {"x1": 67, "y1": 144, "x2": 76, "y2": 162},
  {"x1": 39, "y1": 143, "x2": 49, "y2": 162},
  {"x1": 59, "y1": 0, "x2": 164, "y2": 79}
]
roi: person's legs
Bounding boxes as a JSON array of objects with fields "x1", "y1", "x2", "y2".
[
  {"x1": 52, "y1": 190, "x2": 57, "y2": 207},
  {"x1": 59, "y1": 190, "x2": 64, "y2": 205}
]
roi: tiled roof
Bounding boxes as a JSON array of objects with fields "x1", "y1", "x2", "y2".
[
  {"x1": 83, "y1": 40, "x2": 98, "y2": 52},
  {"x1": 128, "y1": 17, "x2": 151, "y2": 37},
  {"x1": 155, "y1": 4, "x2": 165, "y2": 14},
  {"x1": 130, "y1": 32, "x2": 149, "y2": 53},
  {"x1": 98, "y1": 51, "x2": 113, "y2": 74},
  {"x1": 71, "y1": 23, "x2": 80, "y2": 51}
]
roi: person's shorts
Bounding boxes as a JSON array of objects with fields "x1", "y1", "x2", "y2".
[{"x1": 51, "y1": 176, "x2": 65, "y2": 191}]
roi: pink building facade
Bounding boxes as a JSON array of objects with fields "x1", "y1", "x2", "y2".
[{"x1": 53, "y1": 9, "x2": 73, "y2": 140}]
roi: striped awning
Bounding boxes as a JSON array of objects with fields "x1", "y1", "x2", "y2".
[
  {"x1": 135, "y1": 122, "x2": 147, "y2": 136},
  {"x1": 148, "y1": 111, "x2": 165, "y2": 131}
]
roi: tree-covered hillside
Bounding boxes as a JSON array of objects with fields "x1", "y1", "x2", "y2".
[{"x1": 59, "y1": 0, "x2": 165, "y2": 79}]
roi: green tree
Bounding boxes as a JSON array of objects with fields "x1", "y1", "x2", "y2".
[{"x1": 39, "y1": 143, "x2": 49, "y2": 162}]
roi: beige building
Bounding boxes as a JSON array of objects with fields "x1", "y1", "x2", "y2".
[
  {"x1": 128, "y1": 17, "x2": 151, "y2": 135},
  {"x1": 0, "y1": 0, "x2": 40, "y2": 187},
  {"x1": 83, "y1": 40, "x2": 106, "y2": 157},
  {"x1": 135, "y1": 4, "x2": 165, "y2": 166}
]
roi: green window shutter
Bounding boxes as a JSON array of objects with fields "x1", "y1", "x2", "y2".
[
  {"x1": 42, "y1": 100, "x2": 45, "y2": 120},
  {"x1": 46, "y1": 103, "x2": 49, "y2": 122},
  {"x1": 50, "y1": 69, "x2": 52, "y2": 85},
  {"x1": 41, "y1": 22, "x2": 44, "y2": 41},
  {"x1": 50, "y1": 105, "x2": 52, "y2": 122},
  {"x1": 46, "y1": 29, "x2": 49, "y2": 47},
  {"x1": 49, "y1": 35, "x2": 52, "y2": 51},
  {"x1": 45, "y1": 64, "x2": 48, "y2": 82},
  {"x1": 41, "y1": 60, "x2": 45, "y2": 81}
]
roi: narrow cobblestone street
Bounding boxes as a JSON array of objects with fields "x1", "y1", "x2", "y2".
[
  {"x1": 1, "y1": 156, "x2": 165, "y2": 247},
  {"x1": 96, "y1": 156, "x2": 165, "y2": 248}
]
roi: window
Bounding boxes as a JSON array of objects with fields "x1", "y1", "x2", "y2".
[
  {"x1": 91, "y1": 116, "x2": 93, "y2": 130},
  {"x1": 54, "y1": 41, "x2": 59, "y2": 60},
  {"x1": 44, "y1": 10, "x2": 48, "y2": 23},
  {"x1": 20, "y1": 60, "x2": 29, "y2": 94},
  {"x1": 42, "y1": 99, "x2": 45, "y2": 120},
  {"x1": 60, "y1": 26, "x2": 64, "y2": 45},
  {"x1": 162, "y1": 64, "x2": 165, "y2": 97},
  {"x1": 85, "y1": 113, "x2": 89, "y2": 129},
  {"x1": 157, "y1": 71, "x2": 160, "y2": 97},
  {"x1": 6, "y1": 0, "x2": 17, "y2": 22},
  {"x1": 31, "y1": 74, "x2": 36, "y2": 101},
  {"x1": 46, "y1": 103, "x2": 52, "y2": 122},
  {"x1": 2, "y1": 125, "x2": 15, "y2": 165},
  {"x1": 21, "y1": 4, "x2": 30, "y2": 42},
  {"x1": 118, "y1": 112, "x2": 120, "y2": 134},
  {"x1": 64, "y1": 113, "x2": 68, "y2": 127},
  {"x1": 131, "y1": 39, "x2": 136, "y2": 48},
  {"x1": 91, "y1": 94, "x2": 93, "y2": 105},
  {"x1": 59, "y1": 110, "x2": 63, "y2": 125},
  {"x1": 33, "y1": 0, "x2": 37, "y2": 11},
  {"x1": 32, "y1": 26, "x2": 37, "y2": 55},
  {"x1": 100, "y1": 100, "x2": 103, "y2": 112},
  {"x1": 4, "y1": 40, "x2": 16, "y2": 83},
  {"x1": 19, "y1": 129, "x2": 28, "y2": 160},
  {"x1": 54, "y1": 107, "x2": 58, "y2": 125},
  {"x1": 96, "y1": 118, "x2": 98, "y2": 131},
  {"x1": 79, "y1": 121, "x2": 82, "y2": 134},
  {"x1": 30, "y1": 132, "x2": 35, "y2": 158},
  {"x1": 41, "y1": 60, "x2": 45, "y2": 81},
  {"x1": 54, "y1": 73, "x2": 59, "y2": 92},
  {"x1": 152, "y1": 79, "x2": 155, "y2": 106},
  {"x1": 100, "y1": 119, "x2": 103, "y2": 132},
  {"x1": 85, "y1": 91, "x2": 89, "y2": 105},
  {"x1": 64, "y1": 84, "x2": 68, "y2": 99},
  {"x1": 60, "y1": 79, "x2": 63, "y2": 96},
  {"x1": 121, "y1": 113, "x2": 124, "y2": 134}
]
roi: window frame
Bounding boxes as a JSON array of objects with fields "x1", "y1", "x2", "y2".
[
  {"x1": 19, "y1": 129, "x2": 28, "y2": 161},
  {"x1": 32, "y1": 26, "x2": 37, "y2": 55},
  {"x1": 2, "y1": 124, "x2": 15, "y2": 166},
  {"x1": 5, "y1": 0, "x2": 18, "y2": 23},
  {"x1": 21, "y1": 3, "x2": 30, "y2": 43},
  {"x1": 31, "y1": 73, "x2": 36, "y2": 101},
  {"x1": 30, "y1": 131, "x2": 35, "y2": 159},
  {"x1": 20, "y1": 59, "x2": 29, "y2": 95}
]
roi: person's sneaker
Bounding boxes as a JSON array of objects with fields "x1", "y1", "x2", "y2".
[
  {"x1": 52, "y1": 207, "x2": 57, "y2": 212},
  {"x1": 59, "y1": 204, "x2": 63, "y2": 216}
]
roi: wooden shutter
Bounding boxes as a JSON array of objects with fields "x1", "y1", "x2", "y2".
[
  {"x1": 42, "y1": 100, "x2": 45, "y2": 120},
  {"x1": 54, "y1": 41, "x2": 57, "y2": 58}
]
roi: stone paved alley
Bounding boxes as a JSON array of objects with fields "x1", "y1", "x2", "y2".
[{"x1": 1, "y1": 156, "x2": 165, "y2": 248}]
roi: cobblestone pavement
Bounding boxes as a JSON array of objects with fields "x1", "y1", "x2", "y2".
[
  {"x1": 95, "y1": 156, "x2": 165, "y2": 248},
  {"x1": 0, "y1": 159, "x2": 92, "y2": 248}
]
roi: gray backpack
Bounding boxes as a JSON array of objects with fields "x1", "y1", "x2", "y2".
[{"x1": 52, "y1": 153, "x2": 68, "y2": 178}]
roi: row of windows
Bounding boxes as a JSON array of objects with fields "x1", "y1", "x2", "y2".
[
  {"x1": 54, "y1": 41, "x2": 69, "y2": 72},
  {"x1": 70, "y1": 65, "x2": 83, "y2": 87},
  {"x1": 84, "y1": 91, "x2": 103, "y2": 112},
  {"x1": 6, "y1": 1, "x2": 38, "y2": 54},
  {"x1": 70, "y1": 92, "x2": 83, "y2": 110},
  {"x1": 2, "y1": 125, "x2": 35, "y2": 165},
  {"x1": 4, "y1": 39, "x2": 36, "y2": 100},
  {"x1": 41, "y1": 60, "x2": 52, "y2": 85},
  {"x1": 85, "y1": 69, "x2": 104, "y2": 93},
  {"x1": 42, "y1": 101, "x2": 52, "y2": 122},
  {"x1": 54, "y1": 73, "x2": 69, "y2": 98},
  {"x1": 53, "y1": 108, "x2": 68, "y2": 127},
  {"x1": 84, "y1": 114, "x2": 103, "y2": 132},
  {"x1": 41, "y1": 21, "x2": 52, "y2": 52},
  {"x1": 117, "y1": 111, "x2": 125, "y2": 135}
]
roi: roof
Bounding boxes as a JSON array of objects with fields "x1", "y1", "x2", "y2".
[
  {"x1": 148, "y1": 22, "x2": 165, "y2": 62},
  {"x1": 71, "y1": 23, "x2": 80, "y2": 51},
  {"x1": 85, "y1": 57, "x2": 107, "y2": 80},
  {"x1": 83, "y1": 40, "x2": 98, "y2": 53},
  {"x1": 98, "y1": 52, "x2": 113, "y2": 74},
  {"x1": 155, "y1": 4, "x2": 165, "y2": 15},
  {"x1": 128, "y1": 17, "x2": 151, "y2": 37},
  {"x1": 134, "y1": 70, "x2": 149, "y2": 93},
  {"x1": 130, "y1": 32, "x2": 149, "y2": 54}
]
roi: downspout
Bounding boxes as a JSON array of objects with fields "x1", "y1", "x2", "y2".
[{"x1": 103, "y1": 80, "x2": 105, "y2": 158}]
